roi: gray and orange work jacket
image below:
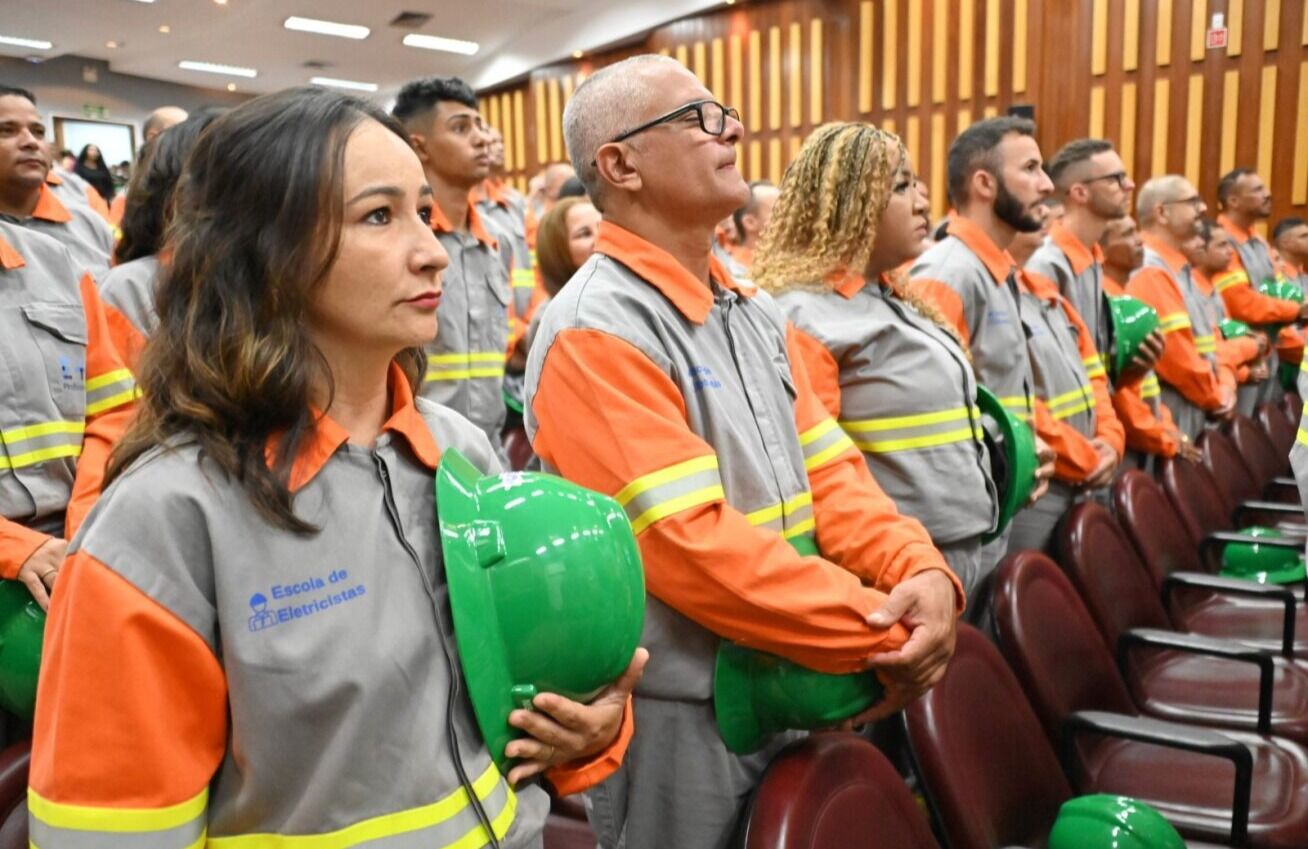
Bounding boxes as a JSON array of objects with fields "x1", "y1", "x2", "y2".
[
  {"x1": 3, "y1": 183, "x2": 114, "y2": 281},
  {"x1": 525, "y1": 222, "x2": 962, "y2": 705},
  {"x1": 30, "y1": 364, "x2": 631, "y2": 848},
  {"x1": 0, "y1": 221, "x2": 135, "y2": 577},
  {"x1": 777, "y1": 272, "x2": 998, "y2": 546}
]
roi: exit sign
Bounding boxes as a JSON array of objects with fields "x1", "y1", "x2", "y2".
[{"x1": 1206, "y1": 27, "x2": 1229, "y2": 49}]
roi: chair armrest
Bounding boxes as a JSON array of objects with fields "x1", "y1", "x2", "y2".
[
  {"x1": 1117, "y1": 628, "x2": 1275, "y2": 734},
  {"x1": 1162, "y1": 571, "x2": 1297, "y2": 656},
  {"x1": 1235, "y1": 500, "x2": 1305, "y2": 527},
  {"x1": 1061, "y1": 710, "x2": 1252, "y2": 847},
  {"x1": 1199, "y1": 530, "x2": 1303, "y2": 565}
]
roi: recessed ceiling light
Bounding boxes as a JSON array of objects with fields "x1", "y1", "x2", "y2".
[
  {"x1": 401, "y1": 33, "x2": 479, "y2": 56},
  {"x1": 106, "y1": 40, "x2": 120, "y2": 49},
  {"x1": 178, "y1": 59, "x2": 257, "y2": 78},
  {"x1": 284, "y1": 16, "x2": 370, "y2": 40},
  {"x1": 226, "y1": 83, "x2": 236, "y2": 91},
  {"x1": 310, "y1": 76, "x2": 378, "y2": 92},
  {"x1": 0, "y1": 35, "x2": 54, "y2": 50},
  {"x1": 214, "y1": 0, "x2": 228, "y2": 5},
  {"x1": 128, "y1": 0, "x2": 157, "y2": 4},
  {"x1": 572, "y1": 50, "x2": 583, "y2": 59},
  {"x1": 158, "y1": 25, "x2": 171, "y2": 33}
]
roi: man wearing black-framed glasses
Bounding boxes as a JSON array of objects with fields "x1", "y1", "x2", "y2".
[{"x1": 525, "y1": 53, "x2": 963, "y2": 849}]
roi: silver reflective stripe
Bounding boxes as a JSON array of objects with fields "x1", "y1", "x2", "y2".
[
  {"x1": 799, "y1": 419, "x2": 855, "y2": 470},
  {"x1": 840, "y1": 405, "x2": 983, "y2": 454},
  {"x1": 29, "y1": 796, "x2": 207, "y2": 849},
  {"x1": 745, "y1": 491, "x2": 814, "y2": 538},
  {"x1": 85, "y1": 368, "x2": 137, "y2": 414},
  {"x1": 617, "y1": 457, "x2": 725, "y2": 536},
  {"x1": 0, "y1": 420, "x2": 84, "y2": 471},
  {"x1": 425, "y1": 352, "x2": 507, "y2": 383}
]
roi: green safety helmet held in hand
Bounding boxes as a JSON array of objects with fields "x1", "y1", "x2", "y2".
[
  {"x1": 437, "y1": 448, "x2": 646, "y2": 770},
  {"x1": 1220, "y1": 525, "x2": 1307, "y2": 585},
  {"x1": 1258, "y1": 277, "x2": 1306, "y2": 304},
  {"x1": 1107, "y1": 295, "x2": 1161, "y2": 380},
  {"x1": 1219, "y1": 318, "x2": 1252, "y2": 340},
  {"x1": 1278, "y1": 361, "x2": 1301, "y2": 392},
  {"x1": 0, "y1": 580, "x2": 44, "y2": 721},
  {"x1": 976, "y1": 385, "x2": 1038, "y2": 543},
  {"x1": 1048, "y1": 795, "x2": 1185, "y2": 849},
  {"x1": 713, "y1": 535, "x2": 884, "y2": 754}
]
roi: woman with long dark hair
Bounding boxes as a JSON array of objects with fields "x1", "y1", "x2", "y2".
[
  {"x1": 31, "y1": 86, "x2": 642, "y2": 847},
  {"x1": 73, "y1": 143, "x2": 115, "y2": 202}
]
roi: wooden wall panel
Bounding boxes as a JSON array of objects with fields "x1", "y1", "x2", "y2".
[{"x1": 477, "y1": 0, "x2": 1308, "y2": 224}]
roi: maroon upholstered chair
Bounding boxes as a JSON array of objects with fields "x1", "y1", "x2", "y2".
[
  {"x1": 902, "y1": 626, "x2": 1072, "y2": 849},
  {"x1": 1282, "y1": 391, "x2": 1303, "y2": 426},
  {"x1": 1058, "y1": 501, "x2": 1308, "y2": 743},
  {"x1": 1256, "y1": 402, "x2": 1297, "y2": 464},
  {"x1": 501, "y1": 425, "x2": 535, "y2": 472},
  {"x1": 1161, "y1": 456, "x2": 1304, "y2": 544},
  {"x1": 736, "y1": 733, "x2": 939, "y2": 849},
  {"x1": 1199, "y1": 428, "x2": 1267, "y2": 507},
  {"x1": 1112, "y1": 469, "x2": 1308, "y2": 654},
  {"x1": 993, "y1": 551, "x2": 1308, "y2": 849},
  {"x1": 1228, "y1": 415, "x2": 1292, "y2": 489},
  {"x1": 0, "y1": 800, "x2": 25, "y2": 849}
]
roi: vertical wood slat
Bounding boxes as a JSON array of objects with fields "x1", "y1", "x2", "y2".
[
  {"x1": 959, "y1": 0, "x2": 976, "y2": 99},
  {"x1": 712, "y1": 37, "x2": 726, "y2": 102},
  {"x1": 513, "y1": 90, "x2": 526, "y2": 174},
  {"x1": 1014, "y1": 0, "x2": 1029, "y2": 93},
  {"x1": 749, "y1": 140, "x2": 763, "y2": 182},
  {"x1": 1226, "y1": 0, "x2": 1243, "y2": 58},
  {"x1": 730, "y1": 34, "x2": 744, "y2": 112},
  {"x1": 547, "y1": 77, "x2": 563, "y2": 162},
  {"x1": 859, "y1": 1, "x2": 874, "y2": 113},
  {"x1": 534, "y1": 81, "x2": 548, "y2": 164},
  {"x1": 1264, "y1": 0, "x2": 1281, "y2": 52},
  {"x1": 1257, "y1": 66, "x2": 1277, "y2": 179},
  {"x1": 930, "y1": 112, "x2": 946, "y2": 220},
  {"x1": 488, "y1": 97, "x2": 501, "y2": 133},
  {"x1": 1294, "y1": 61, "x2": 1308, "y2": 204},
  {"x1": 810, "y1": 19, "x2": 823, "y2": 124},
  {"x1": 769, "y1": 26, "x2": 782, "y2": 130},
  {"x1": 1156, "y1": 0, "x2": 1173, "y2": 66},
  {"x1": 769, "y1": 137, "x2": 783, "y2": 184},
  {"x1": 749, "y1": 30, "x2": 763, "y2": 132},
  {"x1": 789, "y1": 22, "x2": 803, "y2": 128},
  {"x1": 1185, "y1": 74, "x2": 1203, "y2": 186},
  {"x1": 499, "y1": 93, "x2": 513, "y2": 172},
  {"x1": 984, "y1": 0, "x2": 1000, "y2": 96},
  {"x1": 1120, "y1": 82, "x2": 1137, "y2": 174},
  {"x1": 1090, "y1": 86, "x2": 1106, "y2": 137},
  {"x1": 1123, "y1": 0, "x2": 1140, "y2": 71},
  {"x1": 907, "y1": 0, "x2": 923, "y2": 106},
  {"x1": 676, "y1": 43, "x2": 689, "y2": 68},
  {"x1": 932, "y1": 0, "x2": 949, "y2": 103},
  {"x1": 1151, "y1": 78, "x2": 1170, "y2": 176},
  {"x1": 883, "y1": 0, "x2": 899, "y2": 109},
  {"x1": 693, "y1": 40, "x2": 708, "y2": 83},
  {"x1": 1091, "y1": 0, "x2": 1108, "y2": 75},
  {"x1": 1219, "y1": 69, "x2": 1239, "y2": 175},
  {"x1": 1190, "y1": 0, "x2": 1208, "y2": 62}
]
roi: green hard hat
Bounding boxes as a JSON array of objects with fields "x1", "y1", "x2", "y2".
[
  {"x1": 976, "y1": 385, "x2": 1038, "y2": 543},
  {"x1": 1258, "y1": 277, "x2": 1305, "y2": 304},
  {"x1": 1106, "y1": 295, "x2": 1161, "y2": 380},
  {"x1": 0, "y1": 580, "x2": 45, "y2": 721},
  {"x1": 1219, "y1": 317, "x2": 1252, "y2": 339},
  {"x1": 437, "y1": 448, "x2": 646, "y2": 770},
  {"x1": 1048, "y1": 795, "x2": 1185, "y2": 849},
  {"x1": 1278, "y1": 361, "x2": 1300, "y2": 392},
  {"x1": 713, "y1": 536, "x2": 884, "y2": 754},
  {"x1": 1220, "y1": 525, "x2": 1307, "y2": 585}
]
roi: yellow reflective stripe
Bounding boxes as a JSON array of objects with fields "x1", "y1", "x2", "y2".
[
  {"x1": 629, "y1": 485, "x2": 725, "y2": 535},
  {"x1": 424, "y1": 368, "x2": 506, "y2": 382},
  {"x1": 510, "y1": 268, "x2": 535, "y2": 288},
  {"x1": 0, "y1": 443, "x2": 82, "y2": 471},
  {"x1": 1299, "y1": 428, "x2": 1308, "y2": 448},
  {"x1": 852, "y1": 426, "x2": 981, "y2": 454},
  {"x1": 782, "y1": 516, "x2": 817, "y2": 539},
  {"x1": 744, "y1": 491, "x2": 812, "y2": 527},
  {"x1": 1194, "y1": 334, "x2": 1217, "y2": 354},
  {"x1": 1082, "y1": 356, "x2": 1107, "y2": 379},
  {"x1": 207, "y1": 762, "x2": 514, "y2": 849},
  {"x1": 427, "y1": 352, "x2": 506, "y2": 364},
  {"x1": 1214, "y1": 270, "x2": 1248, "y2": 292},
  {"x1": 1158, "y1": 312, "x2": 1192, "y2": 333},
  {"x1": 28, "y1": 786, "x2": 207, "y2": 834},
  {"x1": 85, "y1": 367, "x2": 134, "y2": 392},
  {"x1": 1046, "y1": 385, "x2": 1093, "y2": 409},
  {"x1": 1140, "y1": 374, "x2": 1161, "y2": 399},
  {"x1": 86, "y1": 386, "x2": 140, "y2": 415},
  {"x1": 798, "y1": 418, "x2": 838, "y2": 446},
  {"x1": 803, "y1": 433, "x2": 856, "y2": 471},
  {"x1": 0, "y1": 420, "x2": 83, "y2": 442},
  {"x1": 615, "y1": 455, "x2": 718, "y2": 506},
  {"x1": 839, "y1": 406, "x2": 971, "y2": 433},
  {"x1": 998, "y1": 394, "x2": 1032, "y2": 414},
  {"x1": 1049, "y1": 399, "x2": 1093, "y2": 421}
]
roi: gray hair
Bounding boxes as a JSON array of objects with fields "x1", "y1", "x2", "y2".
[
  {"x1": 1136, "y1": 175, "x2": 1189, "y2": 225},
  {"x1": 563, "y1": 54, "x2": 684, "y2": 208}
]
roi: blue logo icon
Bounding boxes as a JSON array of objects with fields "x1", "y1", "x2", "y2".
[
  {"x1": 690, "y1": 365, "x2": 722, "y2": 391},
  {"x1": 248, "y1": 592, "x2": 278, "y2": 632}
]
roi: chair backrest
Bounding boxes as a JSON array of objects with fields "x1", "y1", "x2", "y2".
[
  {"x1": 903, "y1": 626, "x2": 1072, "y2": 849},
  {"x1": 501, "y1": 426, "x2": 534, "y2": 472},
  {"x1": 0, "y1": 800, "x2": 24, "y2": 849},
  {"x1": 1198, "y1": 428, "x2": 1263, "y2": 507},
  {"x1": 1282, "y1": 391, "x2": 1304, "y2": 425},
  {"x1": 1258, "y1": 401, "x2": 1297, "y2": 458},
  {"x1": 1229, "y1": 413, "x2": 1284, "y2": 488},
  {"x1": 739, "y1": 733, "x2": 940, "y2": 849},
  {"x1": 1161, "y1": 456, "x2": 1233, "y2": 541},
  {"x1": 1057, "y1": 502, "x2": 1173, "y2": 647},
  {"x1": 992, "y1": 551, "x2": 1138, "y2": 741},
  {"x1": 1112, "y1": 469, "x2": 1206, "y2": 588}
]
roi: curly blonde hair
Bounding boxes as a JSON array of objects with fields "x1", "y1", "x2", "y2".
[{"x1": 752, "y1": 121, "x2": 960, "y2": 342}]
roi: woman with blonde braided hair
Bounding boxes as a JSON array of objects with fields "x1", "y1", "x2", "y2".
[{"x1": 755, "y1": 122, "x2": 1000, "y2": 612}]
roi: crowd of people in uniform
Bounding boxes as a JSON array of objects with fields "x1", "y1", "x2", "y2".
[{"x1": 2, "y1": 48, "x2": 1307, "y2": 848}]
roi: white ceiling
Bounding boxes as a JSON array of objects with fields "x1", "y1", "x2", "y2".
[{"x1": 2, "y1": 0, "x2": 726, "y2": 97}]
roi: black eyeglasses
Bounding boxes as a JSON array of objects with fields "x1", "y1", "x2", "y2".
[
  {"x1": 1083, "y1": 170, "x2": 1129, "y2": 189},
  {"x1": 609, "y1": 99, "x2": 741, "y2": 144},
  {"x1": 1162, "y1": 195, "x2": 1205, "y2": 210}
]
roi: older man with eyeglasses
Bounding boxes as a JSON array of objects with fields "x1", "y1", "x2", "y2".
[
  {"x1": 1127, "y1": 176, "x2": 1239, "y2": 438},
  {"x1": 523, "y1": 54, "x2": 963, "y2": 849}
]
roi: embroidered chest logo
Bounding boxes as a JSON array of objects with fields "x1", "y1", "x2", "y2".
[
  {"x1": 985, "y1": 309, "x2": 1011, "y2": 326},
  {"x1": 247, "y1": 568, "x2": 368, "y2": 633},
  {"x1": 58, "y1": 356, "x2": 85, "y2": 393},
  {"x1": 690, "y1": 365, "x2": 723, "y2": 391}
]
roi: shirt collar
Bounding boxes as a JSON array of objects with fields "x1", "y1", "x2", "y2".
[
  {"x1": 1218, "y1": 213, "x2": 1259, "y2": 246},
  {"x1": 945, "y1": 214, "x2": 1018, "y2": 285},
  {"x1": 44, "y1": 171, "x2": 64, "y2": 187},
  {"x1": 1020, "y1": 268, "x2": 1060, "y2": 301},
  {"x1": 1049, "y1": 220, "x2": 1101, "y2": 276},
  {"x1": 0, "y1": 231, "x2": 25, "y2": 270},
  {"x1": 275, "y1": 362, "x2": 443, "y2": 492},
  {"x1": 31, "y1": 183, "x2": 72, "y2": 224},
  {"x1": 823, "y1": 269, "x2": 873, "y2": 299},
  {"x1": 1141, "y1": 231, "x2": 1189, "y2": 275},
  {"x1": 595, "y1": 221, "x2": 754, "y2": 324},
  {"x1": 430, "y1": 193, "x2": 498, "y2": 250}
]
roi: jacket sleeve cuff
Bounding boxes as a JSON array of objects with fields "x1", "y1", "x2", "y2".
[
  {"x1": 891, "y1": 544, "x2": 966, "y2": 615},
  {"x1": 545, "y1": 697, "x2": 635, "y2": 797},
  {"x1": 0, "y1": 518, "x2": 53, "y2": 580}
]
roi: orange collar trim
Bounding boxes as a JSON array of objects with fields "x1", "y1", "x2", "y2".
[
  {"x1": 1218, "y1": 213, "x2": 1259, "y2": 246},
  {"x1": 0, "y1": 232, "x2": 26, "y2": 270},
  {"x1": 1049, "y1": 220, "x2": 1099, "y2": 276},
  {"x1": 44, "y1": 171, "x2": 63, "y2": 187},
  {"x1": 273, "y1": 363, "x2": 442, "y2": 492},
  {"x1": 595, "y1": 222, "x2": 753, "y2": 324},
  {"x1": 823, "y1": 269, "x2": 872, "y2": 299},
  {"x1": 1141, "y1": 232, "x2": 1189, "y2": 275},
  {"x1": 1192, "y1": 270, "x2": 1214, "y2": 295},
  {"x1": 31, "y1": 183, "x2": 72, "y2": 224},
  {"x1": 430, "y1": 193, "x2": 498, "y2": 250},
  {"x1": 1020, "y1": 268, "x2": 1061, "y2": 301},
  {"x1": 945, "y1": 214, "x2": 1017, "y2": 285}
]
